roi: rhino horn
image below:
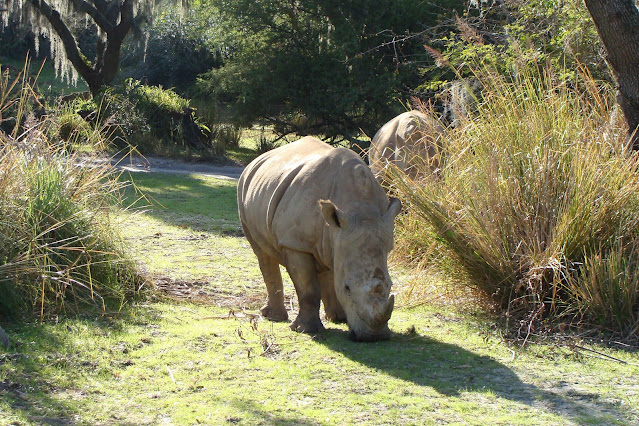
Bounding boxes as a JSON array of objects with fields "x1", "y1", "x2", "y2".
[{"x1": 371, "y1": 294, "x2": 394, "y2": 328}]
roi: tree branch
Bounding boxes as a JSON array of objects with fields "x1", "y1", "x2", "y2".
[
  {"x1": 68, "y1": 0, "x2": 113, "y2": 33},
  {"x1": 27, "y1": 0, "x2": 94, "y2": 78}
]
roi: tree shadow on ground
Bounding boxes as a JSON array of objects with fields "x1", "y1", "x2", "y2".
[
  {"x1": 318, "y1": 328, "x2": 628, "y2": 423},
  {"x1": 0, "y1": 313, "x2": 151, "y2": 425},
  {"x1": 0, "y1": 322, "x2": 89, "y2": 425},
  {"x1": 120, "y1": 171, "x2": 243, "y2": 236}
]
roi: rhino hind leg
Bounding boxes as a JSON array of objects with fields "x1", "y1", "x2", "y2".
[
  {"x1": 282, "y1": 249, "x2": 325, "y2": 334},
  {"x1": 319, "y1": 271, "x2": 347, "y2": 323},
  {"x1": 253, "y1": 249, "x2": 288, "y2": 322}
]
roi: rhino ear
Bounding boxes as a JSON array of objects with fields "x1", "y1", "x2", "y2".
[
  {"x1": 383, "y1": 197, "x2": 402, "y2": 224},
  {"x1": 319, "y1": 200, "x2": 346, "y2": 228}
]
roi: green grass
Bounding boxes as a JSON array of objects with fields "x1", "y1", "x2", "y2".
[
  {"x1": 118, "y1": 173, "x2": 259, "y2": 292},
  {"x1": 1, "y1": 302, "x2": 637, "y2": 424},
  {"x1": 1, "y1": 169, "x2": 638, "y2": 424}
]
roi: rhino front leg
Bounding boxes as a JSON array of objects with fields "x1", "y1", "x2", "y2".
[
  {"x1": 242, "y1": 221, "x2": 288, "y2": 321},
  {"x1": 256, "y1": 251, "x2": 288, "y2": 321},
  {"x1": 318, "y1": 271, "x2": 346, "y2": 323},
  {"x1": 282, "y1": 249, "x2": 325, "y2": 334}
]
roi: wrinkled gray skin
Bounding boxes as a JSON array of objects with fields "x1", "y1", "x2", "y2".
[
  {"x1": 238, "y1": 137, "x2": 401, "y2": 341},
  {"x1": 369, "y1": 110, "x2": 443, "y2": 181}
]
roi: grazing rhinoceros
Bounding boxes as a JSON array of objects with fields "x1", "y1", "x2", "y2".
[
  {"x1": 369, "y1": 110, "x2": 443, "y2": 181},
  {"x1": 238, "y1": 137, "x2": 401, "y2": 341}
]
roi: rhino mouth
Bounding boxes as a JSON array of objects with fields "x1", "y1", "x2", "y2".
[{"x1": 346, "y1": 294, "x2": 394, "y2": 342}]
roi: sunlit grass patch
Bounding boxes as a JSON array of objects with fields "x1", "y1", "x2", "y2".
[
  {"x1": 122, "y1": 172, "x2": 238, "y2": 225},
  {"x1": 114, "y1": 171, "x2": 296, "y2": 317},
  {"x1": 1, "y1": 302, "x2": 636, "y2": 424}
]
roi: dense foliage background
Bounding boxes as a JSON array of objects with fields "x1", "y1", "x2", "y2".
[
  {"x1": 0, "y1": 0, "x2": 611, "y2": 143},
  {"x1": 194, "y1": 0, "x2": 464, "y2": 141}
]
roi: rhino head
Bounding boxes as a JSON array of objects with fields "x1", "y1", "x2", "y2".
[{"x1": 320, "y1": 197, "x2": 401, "y2": 341}]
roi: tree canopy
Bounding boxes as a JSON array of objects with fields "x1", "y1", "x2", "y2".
[
  {"x1": 0, "y1": 0, "x2": 166, "y2": 94},
  {"x1": 197, "y1": 0, "x2": 463, "y2": 142},
  {"x1": 3, "y1": 0, "x2": 639, "y2": 148}
]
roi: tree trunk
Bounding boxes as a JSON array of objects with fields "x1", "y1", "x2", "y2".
[
  {"x1": 27, "y1": 0, "x2": 135, "y2": 96},
  {"x1": 584, "y1": 0, "x2": 639, "y2": 150}
]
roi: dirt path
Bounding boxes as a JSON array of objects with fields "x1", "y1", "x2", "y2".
[{"x1": 111, "y1": 154, "x2": 244, "y2": 180}]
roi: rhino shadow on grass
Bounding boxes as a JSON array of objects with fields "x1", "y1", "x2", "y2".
[
  {"x1": 318, "y1": 329, "x2": 628, "y2": 423},
  {"x1": 319, "y1": 328, "x2": 532, "y2": 399}
]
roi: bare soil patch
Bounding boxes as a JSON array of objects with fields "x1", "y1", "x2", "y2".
[
  {"x1": 153, "y1": 276, "x2": 262, "y2": 308},
  {"x1": 151, "y1": 276, "x2": 302, "y2": 320}
]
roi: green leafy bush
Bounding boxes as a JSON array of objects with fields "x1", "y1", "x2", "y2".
[
  {"x1": 133, "y1": 83, "x2": 190, "y2": 114},
  {"x1": 48, "y1": 103, "x2": 106, "y2": 150},
  {"x1": 83, "y1": 79, "x2": 214, "y2": 156},
  {"x1": 392, "y1": 66, "x2": 639, "y2": 336}
]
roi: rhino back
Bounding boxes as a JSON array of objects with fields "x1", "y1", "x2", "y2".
[{"x1": 238, "y1": 137, "x2": 387, "y2": 268}]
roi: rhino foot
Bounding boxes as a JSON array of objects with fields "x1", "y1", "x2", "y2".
[
  {"x1": 290, "y1": 316, "x2": 325, "y2": 334},
  {"x1": 260, "y1": 304, "x2": 289, "y2": 322}
]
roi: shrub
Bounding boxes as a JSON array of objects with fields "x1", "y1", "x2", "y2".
[
  {"x1": 0, "y1": 68, "x2": 142, "y2": 320},
  {"x1": 211, "y1": 123, "x2": 241, "y2": 149},
  {"x1": 87, "y1": 79, "x2": 213, "y2": 156},
  {"x1": 392, "y1": 66, "x2": 639, "y2": 336},
  {"x1": 256, "y1": 130, "x2": 279, "y2": 154},
  {"x1": 56, "y1": 109, "x2": 91, "y2": 141},
  {"x1": 133, "y1": 82, "x2": 190, "y2": 114}
]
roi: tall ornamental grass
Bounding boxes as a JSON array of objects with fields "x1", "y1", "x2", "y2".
[
  {"x1": 0, "y1": 62, "x2": 142, "y2": 319},
  {"x1": 392, "y1": 68, "x2": 639, "y2": 337}
]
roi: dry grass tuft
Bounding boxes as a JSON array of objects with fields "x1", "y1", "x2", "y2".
[
  {"x1": 0, "y1": 59, "x2": 142, "y2": 319},
  {"x1": 391, "y1": 65, "x2": 639, "y2": 338}
]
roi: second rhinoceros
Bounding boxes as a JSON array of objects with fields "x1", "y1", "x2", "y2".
[
  {"x1": 237, "y1": 137, "x2": 401, "y2": 341},
  {"x1": 369, "y1": 110, "x2": 443, "y2": 181}
]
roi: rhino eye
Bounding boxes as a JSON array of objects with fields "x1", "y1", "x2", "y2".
[{"x1": 344, "y1": 285, "x2": 351, "y2": 296}]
